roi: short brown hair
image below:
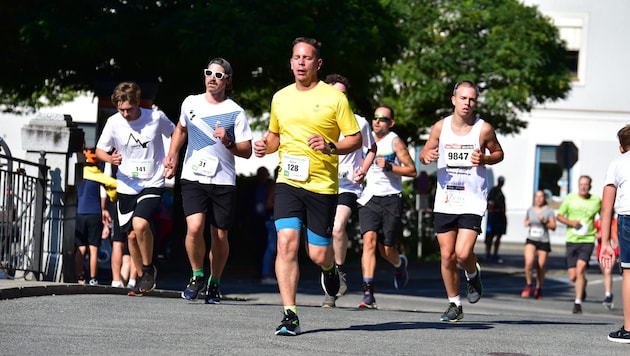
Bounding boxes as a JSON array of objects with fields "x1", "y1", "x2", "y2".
[
  {"x1": 324, "y1": 74, "x2": 351, "y2": 89},
  {"x1": 111, "y1": 82, "x2": 141, "y2": 107},
  {"x1": 617, "y1": 124, "x2": 630, "y2": 151}
]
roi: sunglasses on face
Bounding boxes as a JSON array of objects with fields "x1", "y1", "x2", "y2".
[
  {"x1": 203, "y1": 69, "x2": 229, "y2": 79},
  {"x1": 373, "y1": 115, "x2": 391, "y2": 122}
]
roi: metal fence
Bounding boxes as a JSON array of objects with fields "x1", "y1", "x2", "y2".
[{"x1": 0, "y1": 152, "x2": 49, "y2": 280}]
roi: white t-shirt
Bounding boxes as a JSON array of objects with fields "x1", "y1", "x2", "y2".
[
  {"x1": 97, "y1": 108, "x2": 174, "y2": 195},
  {"x1": 433, "y1": 115, "x2": 488, "y2": 216},
  {"x1": 179, "y1": 94, "x2": 253, "y2": 185},
  {"x1": 338, "y1": 115, "x2": 374, "y2": 195},
  {"x1": 604, "y1": 151, "x2": 630, "y2": 215}
]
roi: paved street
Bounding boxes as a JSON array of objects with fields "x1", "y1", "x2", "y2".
[{"x1": 0, "y1": 242, "x2": 628, "y2": 355}]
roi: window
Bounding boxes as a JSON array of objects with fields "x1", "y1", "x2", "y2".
[
  {"x1": 534, "y1": 145, "x2": 564, "y2": 199},
  {"x1": 550, "y1": 14, "x2": 588, "y2": 84}
]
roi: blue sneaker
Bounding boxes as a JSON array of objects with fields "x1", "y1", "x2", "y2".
[
  {"x1": 358, "y1": 291, "x2": 377, "y2": 309},
  {"x1": 394, "y1": 254, "x2": 409, "y2": 290},
  {"x1": 275, "y1": 310, "x2": 301, "y2": 336},
  {"x1": 204, "y1": 281, "x2": 221, "y2": 304},
  {"x1": 358, "y1": 282, "x2": 377, "y2": 309},
  {"x1": 181, "y1": 276, "x2": 206, "y2": 301}
]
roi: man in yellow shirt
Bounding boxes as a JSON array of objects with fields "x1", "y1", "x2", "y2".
[{"x1": 254, "y1": 37, "x2": 361, "y2": 336}]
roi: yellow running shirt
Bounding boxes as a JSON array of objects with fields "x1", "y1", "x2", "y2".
[{"x1": 270, "y1": 81, "x2": 359, "y2": 194}]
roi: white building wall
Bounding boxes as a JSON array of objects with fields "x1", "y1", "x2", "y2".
[{"x1": 495, "y1": 0, "x2": 630, "y2": 244}]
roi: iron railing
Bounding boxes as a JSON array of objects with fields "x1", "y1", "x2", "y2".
[{"x1": 0, "y1": 152, "x2": 49, "y2": 280}]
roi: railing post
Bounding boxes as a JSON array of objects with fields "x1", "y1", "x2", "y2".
[{"x1": 32, "y1": 151, "x2": 48, "y2": 280}]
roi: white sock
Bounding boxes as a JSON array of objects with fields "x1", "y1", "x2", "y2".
[
  {"x1": 128, "y1": 279, "x2": 136, "y2": 288},
  {"x1": 448, "y1": 295, "x2": 462, "y2": 307},
  {"x1": 465, "y1": 270, "x2": 477, "y2": 280},
  {"x1": 111, "y1": 280, "x2": 123, "y2": 288}
]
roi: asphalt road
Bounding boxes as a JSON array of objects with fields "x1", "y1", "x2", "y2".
[{"x1": 0, "y1": 243, "x2": 628, "y2": 355}]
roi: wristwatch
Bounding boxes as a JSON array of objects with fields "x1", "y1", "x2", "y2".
[
  {"x1": 226, "y1": 140, "x2": 235, "y2": 149},
  {"x1": 328, "y1": 142, "x2": 337, "y2": 154}
]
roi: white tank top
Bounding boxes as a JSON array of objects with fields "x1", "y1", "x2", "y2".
[
  {"x1": 362, "y1": 131, "x2": 402, "y2": 197},
  {"x1": 433, "y1": 115, "x2": 488, "y2": 216}
]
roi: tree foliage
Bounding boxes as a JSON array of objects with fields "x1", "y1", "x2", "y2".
[
  {"x1": 0, "y1": 0, "x2": 402, "y2": 126},
  {"x1": 377, "y1": 0, "x2": 571, "y2": 142},
  {"x1": 0, "y1": 0, "x2": 571, "y2": 143}
]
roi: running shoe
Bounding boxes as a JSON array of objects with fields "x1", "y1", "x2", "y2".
[
  {"x1": 127, "y1": 284, "x2": 143, "y2": 297},
  {"x1": 261, "y1": 277, "x2": 277, "y2": 286},
  {"x1": 534, "y1": 288, "x2": 542, "y2": 300},
  {"x1": 137, "y1": 265, "x2": 157, "y2": 294},
  {"x1": 466, "y1": 262, "x2": 483, "y2": 304},
  {"x1": 111, "y1": 280, "x2": 124, "y2": 288},
  {"x1": 337, "y1": 267, "x2": 348, "y2": 297},
  {"x1": 608, "y1": 326, "x2": 630, "y2": 343},
  {"x1": 572, "y1": 303, "x2": 583, "y2": 314},
  {"x1": 275, "y1": 310, "x2": 301, "y2": 336},
  {"x1": 88, "y1": 278, "x2": 99, "y2": 286},
  {"x1": 320, "y1": 267, "x2": 340, "y2": 297},
  {"x1": 394, "y1": 254, "x2": 409, "y2": 290},
  {"x1": 440, "y1": 302, "x2": 464, "y2": 322},
  {"x1": 205, "y1": 281, "x2": 221, "y2": 304},
  {"x1": 77, "y1": 275, "x2": 85, "y2": 285},
  {"x1": 521, "y1": 284, "x2": 532, "y2": 298},
  {"x1": 358, "y1": 291, "x2": 377, "y2": 309},
  {"x1": 602, "y1": 295, "x2": 614, "y2": 310},
  {"x1": 321, "y1": 293, "x2": 337, "y2": 308},
  {"x1": 181, "y1": 276, "x2": 206, "y2": 301}
]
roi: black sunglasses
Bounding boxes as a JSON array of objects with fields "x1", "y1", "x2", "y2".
[{"x1": 373, "y1": 115, "x2": 391, "y2": 122}]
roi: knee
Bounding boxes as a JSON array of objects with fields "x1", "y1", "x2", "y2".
[
  {"x1": 332, "y1": 224, "x2": 345, "y2": 239},
  {"x1": 132, "y1": 219, "x2": 150, "y2": 234},
  {"x1": 441, "y1": 251, "x2": 457, "y2": 266},
  {"x1": 276, "y1": 238, "x2": 297, "y2": 259},
  {"x1": 309, "y1": 249, "x2": 328, "y2": 266},
  {"x1": 362, "y1": 233, "x2": 377, "y2": 250}
]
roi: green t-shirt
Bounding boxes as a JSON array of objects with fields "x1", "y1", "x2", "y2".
[{"x1": 557, "y1": 193, "x2": 601, "y2": 243}]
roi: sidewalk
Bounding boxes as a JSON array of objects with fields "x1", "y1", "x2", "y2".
[{"x1": 0, "y1": 241, "x2": 569, "y2": 300}]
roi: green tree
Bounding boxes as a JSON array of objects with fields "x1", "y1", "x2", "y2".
[
  {"x1": 376, "y1": 0, "x2": 572, "y2": 142},
  {"x1": 0, "y1": 0, "x2": 402, "y2": 125}
]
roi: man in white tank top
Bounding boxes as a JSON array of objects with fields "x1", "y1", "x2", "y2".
[
  {"x1": 357, "y1": 104, "x2": 417, "y2": 309},
  {"x1": 419, "y1": 80, "x2": 504, "y2": 322}
]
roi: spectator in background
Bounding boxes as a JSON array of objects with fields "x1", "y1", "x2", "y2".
[
  {"x1": 75, "y1": 147, "x2": 106, "y2": 285},
  {"x1": 521, "y1": 190, "x2": 556, "y2": 299},
  {"x1": 485, "y1": 176, "x2": 506, "y2": 263},
  {"x1": 260, "y1": 166, "x2": 279, "y2": 285}
]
